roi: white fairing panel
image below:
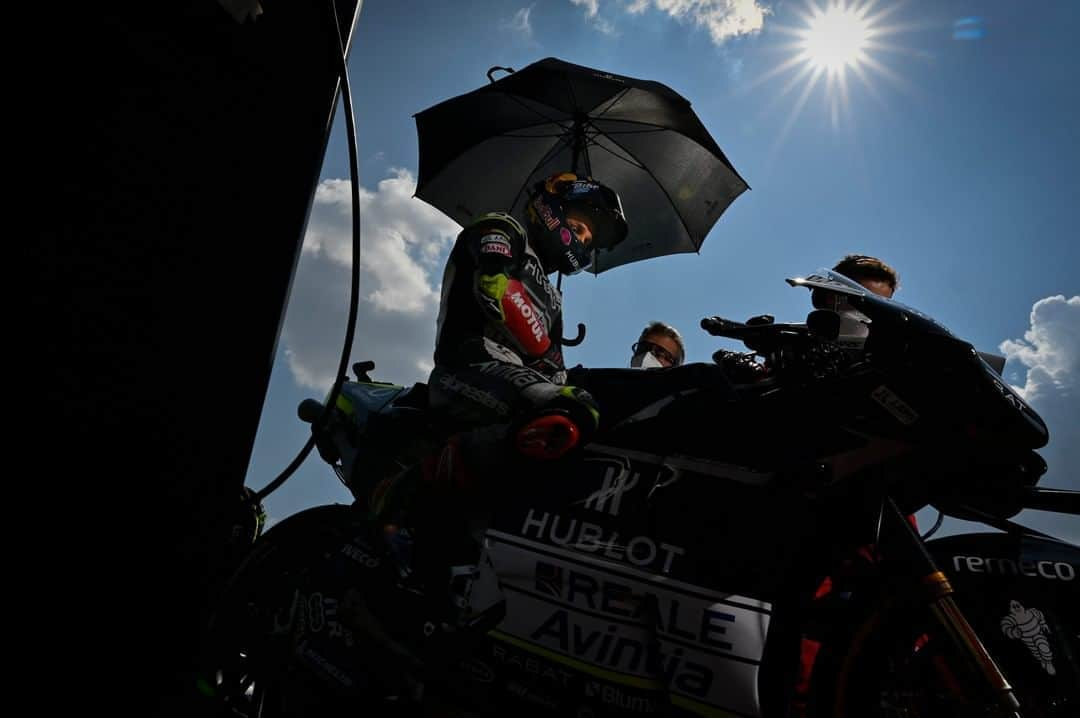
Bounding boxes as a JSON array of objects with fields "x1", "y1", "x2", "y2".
[{"x1": 471, "y1": 529, "x2": 773, "y2": 717}]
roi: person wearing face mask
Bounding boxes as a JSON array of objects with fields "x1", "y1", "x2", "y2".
[
  {"x1": 712, "y1": 254, "x2": 900, "y2": 384},
  {"x1": 810, "y1": 254, "x2": 899, "y2": 349},
  {"x1": 630, "y1": 321, "x2": 685, "y2": 368}
]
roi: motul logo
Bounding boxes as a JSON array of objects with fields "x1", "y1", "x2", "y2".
[{"x1": 510, "y1": 291, "x2": 544, "y2": 341}]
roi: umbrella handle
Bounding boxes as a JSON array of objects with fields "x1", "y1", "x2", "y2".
[
  {"x1": 487, "y1": 66, "x2": 515, "y2": 83},
  {"x1": 561, "y1": 323, "x2": 587, "y2": 347}
]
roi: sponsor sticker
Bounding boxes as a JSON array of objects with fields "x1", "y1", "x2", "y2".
[
  {"x1": 582, "y1": 461, "x2": 641, "y2": 517},
  {"x1": 585, "y1": 681, "x2": 657, "y2": 713},
  {"x1": 534, "y1": 199, "x2": 560, "y2": 230},
  {"x1": 458, "y1": 657, "x2": 495, "y2": 683},
  {"x1": 484, "y1": 530, "x2": 772, "y2": 717},
  {"x1": 491, "y1": 642, "x2": 573, "y2": 685},
  {"x1": 520, "y1": 509, "x2": 685, "y2": 573},
  {"x1": 480, "y1": 233, "x2": 513, "y2": 256},
  {"x1": 951, "y1": 555, "x2": 1075, "y2": 581},
  {"x1": 566, "y1": 180, "x2": 599, "y2": 197},
  {"x1": 1001, "y1": 599, "x2": 1057, "y2": 675},
  {"x1": 870, "y1": 384, "x2": 919, "y2": 425}
]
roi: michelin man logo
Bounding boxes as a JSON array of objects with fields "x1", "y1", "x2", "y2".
[{"x1": 1000, "y1": 599, "x2": 1056, "y2": 676}]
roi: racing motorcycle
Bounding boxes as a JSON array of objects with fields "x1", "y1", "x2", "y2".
[{"x1": 195, "y1": 270, "x2": 1079, "y2": 717}]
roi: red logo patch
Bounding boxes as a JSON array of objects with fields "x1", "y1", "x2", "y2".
[{"x1": 480, "y1": 234, "x2": 512, "y2": 256}]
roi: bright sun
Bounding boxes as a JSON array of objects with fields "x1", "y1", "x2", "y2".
[
  {"x1": 798, "y1": 3, "x2": 871, "y2": 74},
  {"x1": 750, "y1": 0, "x2": 911, "y2": 138}
]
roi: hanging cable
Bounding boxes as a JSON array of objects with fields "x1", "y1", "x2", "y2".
[{"x1": 253, "y1": 0, "x2": 361, "y2": 503}]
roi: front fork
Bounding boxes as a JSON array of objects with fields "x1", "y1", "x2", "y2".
[{"x1": 883, "y1": 498, "x2": 1022, "y2": 717}]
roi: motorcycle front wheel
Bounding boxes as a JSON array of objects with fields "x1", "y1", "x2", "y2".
[{"x1": 809, "y1": 599, "x2": 1073, "y2": 718}]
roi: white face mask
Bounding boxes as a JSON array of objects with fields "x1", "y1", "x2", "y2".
[{"x1": 631, "y1": 351, "x2": 665, "y2": 369}]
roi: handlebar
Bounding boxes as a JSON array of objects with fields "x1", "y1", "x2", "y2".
[
  {"x1": 700, "y1": 314, "x2": 816, "y2": 355},
  {"x1": 700, "y1": 315, "x2": 750, "y2": 338}
]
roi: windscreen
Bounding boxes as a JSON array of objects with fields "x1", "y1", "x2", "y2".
[{"x1": 787, "y1": 268, "x2": 955, "y2": 338}]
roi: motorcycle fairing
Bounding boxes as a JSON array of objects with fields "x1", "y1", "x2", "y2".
[
  {"x1": 786, "y1": 269, "x2": 950, "y2": 337},
  {"x1": 928, "y1": 532, "x2": 1079, "y2": 704},
  {"x1": 457, "y1": 443, "x2": 813, "y2": 717}
]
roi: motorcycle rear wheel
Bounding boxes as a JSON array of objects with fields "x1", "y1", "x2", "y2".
[{"x1": 194, "y1": 504, "x2": 415, "y2": 718}]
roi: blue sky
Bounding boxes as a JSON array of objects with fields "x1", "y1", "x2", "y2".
[{"x1": 246, "y1": 0, "x2": 1078, "y2": 543}]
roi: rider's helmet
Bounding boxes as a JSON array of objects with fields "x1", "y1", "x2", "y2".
[{"x1": 526, "y1": 172, "x2": 628, "y2": 275}]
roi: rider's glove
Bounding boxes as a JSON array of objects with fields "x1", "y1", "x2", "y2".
[{"x1": 513, "y1": 385, "x2": 599, "y2": 461}]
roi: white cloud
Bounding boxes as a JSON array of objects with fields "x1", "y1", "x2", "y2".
[
  {"x1": 626, "y1": 0, "x2": 770, "y2": 44},
  {"x1": 1001, "y1": 296, "x2": 1080, "y2": 405},
  {"x1": 503, "y1": 5, "x2": 535, "y2": 39},
  {"x1": 1000, "y1": 295, "x2": 1080, "y2": 492},
  {"x1": 280, "y1": 168, "x2": 461, "y2": 390},
  {"x1": 568, "y1": 0, "x2": 620, "y2": 35},
  {"x1": 571, "y1": 0, "x2": 600, "y2": 17},
  {"x1": 593, "y1": 15, "x2": 619, "y2": 35}
]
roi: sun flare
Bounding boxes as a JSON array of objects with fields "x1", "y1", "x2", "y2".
[
  {"x1": 749, "y1": 0, "x2": 914, "y2": 141},
  {"x1": 798, "y1": 3, "x2": 871, "y2": 74}
]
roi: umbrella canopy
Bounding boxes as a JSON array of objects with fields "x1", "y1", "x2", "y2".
[{"x1": 414, "y1": 57, "x2": 749, "y2": 273}]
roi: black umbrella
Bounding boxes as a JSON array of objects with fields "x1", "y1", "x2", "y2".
[{"x1": 414, "y1": 57, "x2": 750, "y2": 274}]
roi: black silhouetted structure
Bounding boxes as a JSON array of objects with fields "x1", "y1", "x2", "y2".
[{"x1": 30, "y1": 2, "x2": 361, "y2": 713}]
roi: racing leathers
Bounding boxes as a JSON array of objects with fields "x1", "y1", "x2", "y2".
[{"x1": 430, "y1": 212, "x2": 598, "y2": 464}]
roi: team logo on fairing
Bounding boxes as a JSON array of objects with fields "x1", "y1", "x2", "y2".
[
  {"x1": 487, "y1": 531, "x2": 772, "y2": 717},
  {"x1": 530, "y1": 561, "x2": 736, "y2": 653},
  {"x1": 521, "y1": 509, "x2": 685, "y2": 573},
  {"x1": 340, "y1": 541, "x2": 381, "y2": 568},
  {"x1": 530, "y1": 609, "x2": 715, "y2": 698},
  {"x1": 491, "y1": 643, "x2": 573, "y2": 685},
  {"x1": 582, "y1": 460, "x2": 640, "y2": 516},
  {"x1": 952, "y1": 555, "x2": 1075, "y2": 581}
]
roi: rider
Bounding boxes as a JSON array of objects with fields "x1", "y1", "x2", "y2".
[
  {"x1": 369, "y1": 173, "x2": 628, "y2": 617},
  {"x1": 364, "y1": 172, "x2": 627, "y2": 610},
  {"x1": 427, "y1": 171, "x2": 629, "y2": 479}
]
